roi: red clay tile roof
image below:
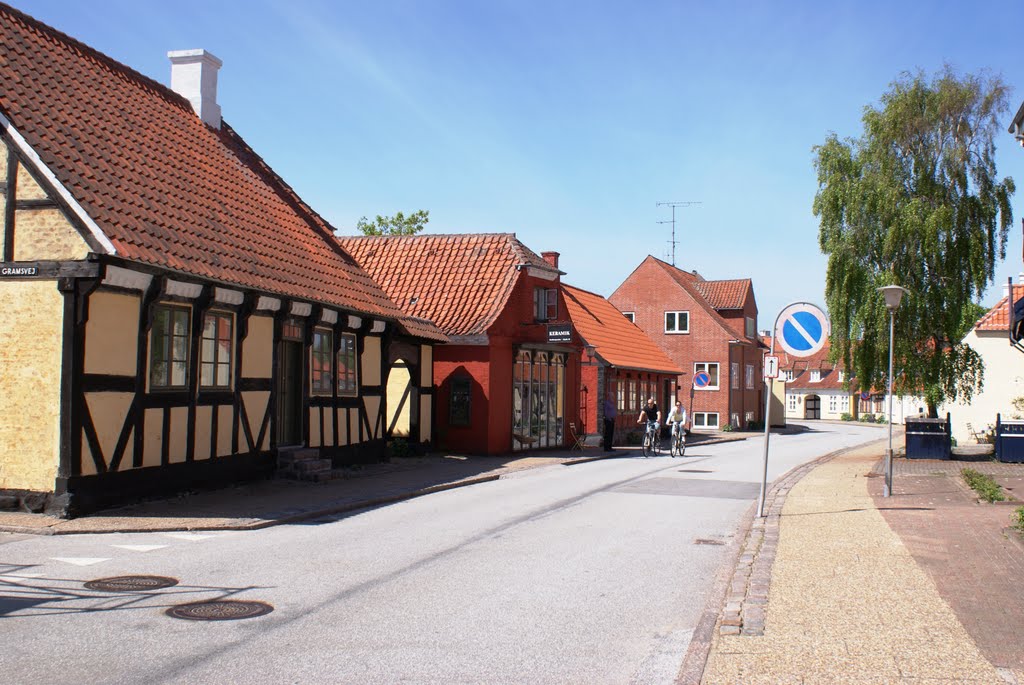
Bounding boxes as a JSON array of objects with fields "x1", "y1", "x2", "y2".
[
  {"x1": 646, "y1": 257, "x2": 741, "y2": 339},
  {"x1": 692, "y1": 278, "x2": 752, "y2": 310},
  {"x1": 337, "y1": 233, "x2": 558, "y2": 337},
  {"x1": 562, "y1": 284, "x2": 681, "y2": 375},
  {"x1": 975, "y1": 285, "x2": 1024, "y2": 332},
  {"x1": 0, "y1": 4, "x2": 444, "y2": 342}
]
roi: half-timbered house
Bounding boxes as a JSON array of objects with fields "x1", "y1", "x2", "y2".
[{"x1": 0, "y1": 5, "x2": 445, "y2": 516}]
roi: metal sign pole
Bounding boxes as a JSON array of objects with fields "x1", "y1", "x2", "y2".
[{"x1": 756, "y1": 333, "x2": 776, "y2": 518}]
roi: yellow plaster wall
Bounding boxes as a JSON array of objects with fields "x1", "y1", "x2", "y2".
[
  {"x1": 348, "y1": 407, "x2": 359, "y2": 444},
  {"x1": 420, "y1": 395, "x2": 432, "y2": 442},
  {"x1": 195, "y1": 406, "x2": 213, "y2": 461},
  {"x1": 309, "y1": 409, "x2": 321, "y2": 448},
  {"x1": 387, "y1": 363, "x2": 412, "y2": 438},
  {"x1": 242, "y1": 316, "x2": 273, "y2": 378},
  {"x1": 217, "y1": 405, "x2": 233, "y2": 457},
  {"x1": 362, "y1": 336, "x2": 382, "y2": 386},
  {"x1": 13, "y1": 208, "x2": 90, "y2": 261},
  {"x1": 0, "y1": 281, "x2": 63, "y2": 490},
  {"x1": 168, "y1": 407, "x2": 188, "y2": 463},
  {"x1": 241, "y1": 391, "x2": 270, "y2": 451},
  {"x1": 363, "y1": 396, "x2": 381, "y2": 440},
  {"x1": 81, "y1": 392, "x2": 134, "y2": 475},
  {"x1": 16, "y1": 163, "x2": 49, "y2": 200},
  {"x1": 84, "y1": 291, "x2": 139, "y2": 376},
  {"x1": 420, "y1": 345, "x2": 433, "y2": 387},
  {"x1": 142, "y1": 409, "x2": 163, "y2": 468}
]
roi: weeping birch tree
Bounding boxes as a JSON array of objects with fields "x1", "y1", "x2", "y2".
[{"x1": 813, "y1": 67, "x2": 1015, "y2": 415}]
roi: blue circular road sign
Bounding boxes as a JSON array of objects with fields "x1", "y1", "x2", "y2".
[
  {"x1": 775, "y1": 303, "x2": 829, "y2": 358},
  {"x1": 693, "y1": 372, "x2": 711, "y2": 388}
]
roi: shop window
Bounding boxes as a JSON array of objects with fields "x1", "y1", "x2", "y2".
[
  {"x1": 311, "y1": 328, "x2": 333, "y2": 395},
  {"x1": 200, "y1": 311, "x2": 233, "y2": 389},
  {"x1": 150, "y1": 304, "x2": 190, "y2": 390},
  {"x1": 450, "y1": 375, "x2": 471, "y2": 426},
  {"x1": 337, "y1": 332, "x2": 358, "y2": 396}
]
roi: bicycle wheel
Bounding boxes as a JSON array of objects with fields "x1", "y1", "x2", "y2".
[
  {"x1": 651, "y1": 431, "x2": 660, "y2": 456},
  {"x1": 678, "y1": 437, "x2": 685, "y2": 457},
  {"x1": 670, "y1": 434, "x2": 678, "y2": 457},
  {"x1": 641, "y1": 432, "x2": 650, "y2": 457}
]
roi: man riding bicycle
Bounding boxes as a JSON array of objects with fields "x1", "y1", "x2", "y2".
[{"x1": 636, "y1": 397, "x2": 661, "y2": 452}]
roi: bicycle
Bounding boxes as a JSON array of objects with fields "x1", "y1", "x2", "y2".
[
  {"x1": 669, "y1": 425, "x2": 686, "y2": 457},
  {"x1": 641, "y1": 420, "x2": 660, "y2": 457}
]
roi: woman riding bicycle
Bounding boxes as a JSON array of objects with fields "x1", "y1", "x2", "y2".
[
  {"x1": 636, "y1": 397, "x2": 661, "y2": 455},
  {"x1": 666, "y1": 401, "x2": 687, "y2": 456}
]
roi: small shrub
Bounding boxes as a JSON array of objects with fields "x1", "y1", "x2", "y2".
[
  {"x1": 950, "y1": 436, "x2": 958, "y2": 447},
  {"x1": 387, "y1": 438, "x2": 413, "y2": 459},
  {"x1": 961, "y1": 468, "x2": 1007, "y2": 503},
  {"x1": 859, "y1": 414, "x2": 873, "y2": 423},
  {"x1": 721, "y1": 424, "x2": 734, "y2": 432},
  {"x1": 840, "y1": 412, "x2": 853, "y2": 422},
  {"x1": 1012, "y1": 507, "x2": 1024, "y2": 533},
  {"x1": 746, "y1": 420, "x2": 763, "y2": 431}
]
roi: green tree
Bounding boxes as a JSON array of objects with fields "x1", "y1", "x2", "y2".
[
  {"x1": 355, "y1": 210, "x2": 429, "y2": 236},
  {"x1": 813, "y1": 67, "x2": 1015, "y2": 415}
]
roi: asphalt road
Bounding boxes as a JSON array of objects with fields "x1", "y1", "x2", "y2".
[{"x1": 0, "y1": 422, "x2": 883, "y2": 684}]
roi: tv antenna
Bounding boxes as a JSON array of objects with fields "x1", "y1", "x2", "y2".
[{"x1": 656, "y1": 201, "x2": 701, "y2": 266}]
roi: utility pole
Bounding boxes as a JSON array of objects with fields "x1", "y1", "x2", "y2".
[{"x1": 656, "y1": 201, "x2": 701, "y2": 267}]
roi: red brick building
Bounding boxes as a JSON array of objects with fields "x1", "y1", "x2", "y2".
[
  {"x1": 339, "y1": 234, "x2": 584, "y2": 454},
  {"x1": 562, "y1": 284, "x2": 681, "y2": 442},
  {"x1": 609, "y1": 256, "x2": 763, "y2": 430}
]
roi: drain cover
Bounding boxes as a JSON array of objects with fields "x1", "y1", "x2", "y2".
[
  {"x1": 166, "y1": 600, "x2": 273, "y2": 621},
  {"x1": 84, "y1": 576, "x2": 179, "y2": 592},
  {"x1": 694, "y1": 538, "x2": 726, "y2": 546}
]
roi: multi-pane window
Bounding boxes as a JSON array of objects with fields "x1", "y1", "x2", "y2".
[
  {"x1": 534, "y1": 287, "x2": 557, "y2": 321},
  {"x1": 694, "y1": 362, "x2": 719, "y2": 390},
  {"x1": 745, "y1": 364, "x2": 755, "y2": 389},
  {"x1": 628, "y1": 378, "x2": 637, "y2": 410},
  {"x1": 787, "y1": 394, "x2": 799, "y2": 412},
  {"x1": 200, "y1": 311, "x2": 233, "y2": 389},
  {"x1": 783, "y1": 369, "x2": 795, "y2": 381},
  {"x1": 311, "y1": 328, "x2": 333, "y2": 395},
  {"x1": 745, "y1": 316, "x2": 756, "y2": 338},
  {"x1": 810, "y1": 370, "x2": 821, "y2": 382},
  {"x1": 623, "y1": 312, "x2": 635, "y2": 323},
  {"x1": 829, "y1": 395, "x2": 847, "y2": 413},
  {"x1": 664, "y1": 311, "x2": 689, "y2": 334},
  {"x1": 150, "y1": 305, "x2": 190, "y2": 390},
  {"x1": 693, "y1": 412, "x2": 719, "y2": 428},
  {"x1": 731, "y1": 363, "x2": 740, "y2": 389},
  {"x1": 337, "y1": 333, "x2": 358, "y2": 396},
  {"x1": 450, "y1": 375, "x2": 471, "y2": 426},
  {"x1": 616, "y1": 381, "x2": 626, "y2": 411}
]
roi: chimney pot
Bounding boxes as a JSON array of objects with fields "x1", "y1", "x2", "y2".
[{"x1": 168, "y1": 49, "x2": 223, "y2": 129}]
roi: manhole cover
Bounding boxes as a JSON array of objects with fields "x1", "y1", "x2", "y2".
[
  {"x1": 166, "y1": 600, "x2": 274, "y2": 621},
  {"x1": 84, "y1": 576, "x2": 179, "y2": 592},
  {"x1": 694, "y1": 538, "x2": 726, "y2": 546}
]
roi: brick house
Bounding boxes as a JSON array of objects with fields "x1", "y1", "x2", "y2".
[
  {"x1": 0, "y1": 5, "x2": 445, "y2": 516},
  {"x1": 339, "y1": 234, "x2": 584, "y2": 455},
  {"x1": 609, "y1": 256, "x2": 763, "y2": 430},
  {"x1": 562, "y1": 284, "x2": 681, "y2": 442}
]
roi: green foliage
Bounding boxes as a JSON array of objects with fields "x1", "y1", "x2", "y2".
[
  {"x1": 356, "y1": 210, "x2": 429, "y2": 236},
  {"x1": 1012, "y1": 507, "x2": 1024, "y2": 534},
  {"x1": 840, "y1": 412, "x2": 853, "y2": 421},
  {"x1": 961, "y1": 468, "x2": 1006, "y2": 502},
  {"x1": 1011, "y1": 396, "x2": 1024, "y2": 420},
  {"x1": 858, "y1": 413, "x2": 875, "y2": 423},
  {"x1": 814, "y1": 67, "x2": 1014, "y2": 414},
  {"x1": 387, "y1": 438, "x2": 413, "y2": 458},
  {"x1": 721, "y1": 423, "x2": 734, "y2": 432}
]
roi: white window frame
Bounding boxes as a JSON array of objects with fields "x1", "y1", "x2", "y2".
[
  {"x1": 787, "y1": 394, "x2": 799, "y2": 412},
  {"x1": 731, "y1": 362, "x2": 740, "y2": 390},
  {"x1": 694, "y1": 362, "x2": 719, "y2": 390},
  {"x1": 692, "y1": 412, "x2": 719, "y2": 428},
  {"x1": 783, "y1": 369, "x2": 794, "y2": 381},
  {"x1": 810, "y1": 370, "x2": 821, "y2": 383},
  {"x1": 622, "y1": 311, "x2": 635, "y2": 323},
  {"x1": 745, "y1": 316, "x2": 755, "y2": 338},
  {"x1": 664, "y1": 311, "x2": 690, "y2": 334},
  {"x1": 745, "y1": 363, "x2": 755, "y2": 389}
]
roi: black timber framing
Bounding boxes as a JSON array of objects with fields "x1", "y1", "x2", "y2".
[{"x1": 3, "y1": 144, "x2": 16, "y2": 261}]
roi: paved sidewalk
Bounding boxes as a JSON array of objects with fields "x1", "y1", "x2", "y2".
[
  {"x1": 698, "y1": 443, "x2": 1024, "y2": 684},
  {"x1": 0, "y1": 433, "x2": 748, "y2": 536}
]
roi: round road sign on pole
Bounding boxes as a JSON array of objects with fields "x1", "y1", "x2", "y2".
[
  {"x1": 775, "y1": 303, "x2": 830, "y2": 358},
  {"x1": 693, "y1": 372, "x2": 710, "y2": 388}
]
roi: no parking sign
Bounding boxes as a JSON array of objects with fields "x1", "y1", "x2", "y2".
[{"x1": 775, "y1": 303, "x2": 830, "y2": 358}]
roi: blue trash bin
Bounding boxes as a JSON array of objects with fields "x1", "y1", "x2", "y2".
[
  {"x1": 995, "y1": 414, "x2": 1024, "y2": 463},
  {"x1": 904, "y1": 413, "x2": 951, "y2": 460}
]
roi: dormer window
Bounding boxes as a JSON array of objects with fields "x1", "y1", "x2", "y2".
[
  {"x1": 810, "y1": 370, "x2": 821, "y2": 382},
  {"x1": 783, "y1": 369, "x2": 794, "y2": 381},
  {"x1": 534, "y1": 287, "x2": 557, "y2": 321}
]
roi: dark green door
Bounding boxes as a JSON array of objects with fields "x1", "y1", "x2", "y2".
[{"x1": 277, "y1": 340, "x2": 303, "y2": 445}]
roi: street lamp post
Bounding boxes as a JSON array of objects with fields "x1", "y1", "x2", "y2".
[{"x1": 877, "y1": 285, "x2": 909, "y2": 498}]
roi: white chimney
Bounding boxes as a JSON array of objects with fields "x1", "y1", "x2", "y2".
[{"x1": 168, "y1": 49, "x2": 222, "y2": 129}]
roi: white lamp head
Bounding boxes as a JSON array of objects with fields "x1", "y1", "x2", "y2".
[{"x1": 877, "y1": 285, "x2": 909, "y2": 311}]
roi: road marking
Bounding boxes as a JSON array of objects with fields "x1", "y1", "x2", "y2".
[
  {"x1": 111, "y1": 544, "x2": 167, "y2": 552},
  {"x1": 1, "y1": 572, "x2": 44, "y2": 578},
  {"x1": 163, "y1": 533, "x2": 218, "y2": 541},
  {"x1": 50, "y1": 557, "x2": 110, "y2": 566}
]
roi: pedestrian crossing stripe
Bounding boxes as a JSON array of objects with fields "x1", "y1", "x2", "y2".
[{"x1": 50, "y1": 557, "x2": 110, "y2": 566}]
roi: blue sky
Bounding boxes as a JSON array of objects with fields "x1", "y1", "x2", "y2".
[{"x1": 13, "y1": 0, "x2": 1024, "y2": 325}]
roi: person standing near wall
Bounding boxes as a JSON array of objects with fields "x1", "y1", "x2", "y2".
[{"x1": 603, "y1": 393, "x2": 617, "y2": 452}]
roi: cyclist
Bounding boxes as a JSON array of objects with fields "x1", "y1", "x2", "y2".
[
  {"x1": 666, "y1": 401, "x2": 687, "y2": 455},
  {"x1": 636, "y1": 397, "x2": 661, "y2": 454}
]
